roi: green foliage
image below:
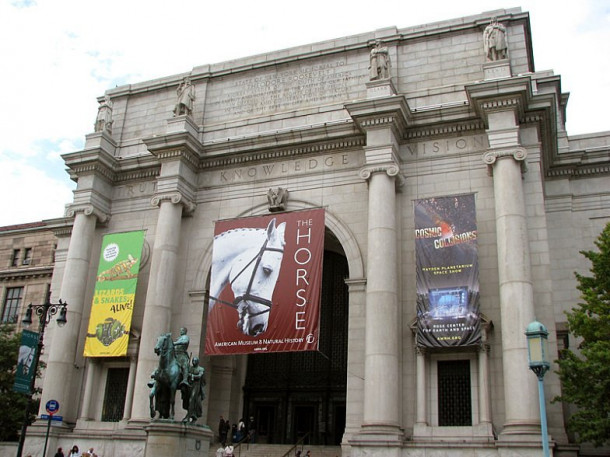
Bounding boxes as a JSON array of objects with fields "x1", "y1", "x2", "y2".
[
  {"x1": 0, "y1": 324, "x2": 40, "y2": 442},
  {"x1": 555, "y1": 223, "x2": 610, "y2": 447}
]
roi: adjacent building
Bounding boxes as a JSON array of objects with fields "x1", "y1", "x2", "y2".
[{"x1": 18, "y1": 7, "x2": 610, "y2": 457}]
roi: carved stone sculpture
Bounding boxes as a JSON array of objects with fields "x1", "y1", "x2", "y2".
[
  {"x1": 94, "y1": 95, "x2": 113, "y2": 133},
  {"x1": 483, "y1": 17, "x2": 508, "y2": 61},
  {"x1": 369, "y1": 40, "x2": 391, "y2": 80},
  {"x1": 173, "y1": 77, "x2": 195, "y2": 117},
  {"x1": 267, "y1": 187, "x2": 288, "y2": 212}
]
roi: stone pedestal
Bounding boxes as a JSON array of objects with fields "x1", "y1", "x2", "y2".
[
  {"x1": 144, "y1": 421, "x2": 212, "y2": 457},
  {"x1": 365, "y1": 78, "x2": 397, "y2": 99},
  {"x1": 483, "y1": 60, "x2": 511, "y2": 80}
]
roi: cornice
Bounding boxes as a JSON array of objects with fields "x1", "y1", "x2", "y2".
[
  {"x1": 345, "y1": 95, "x2": 412, "y2": 137},
  {"x1": 62, "y1": 148, "x2": 119, "y2": 183},
  {"x1": 0, "y1": 266, "x2": 53, "y2": 281},
  {"x1": 200, "y1": 136, "x2": 365, "y2": 170}
]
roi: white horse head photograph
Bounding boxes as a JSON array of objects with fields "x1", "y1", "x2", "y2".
[
  {"x1": 209, "y1": 217, "x2": 286, "y2": 336},
  {"x1": 18, "y1": 344, "x2": 36, "y2": 376}
]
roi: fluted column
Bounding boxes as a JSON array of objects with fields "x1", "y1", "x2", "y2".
[
  {"x1": 130, "y1": 193, "x2": 191, "y2": 422},
  {"x1": 40, "y1": 206, "x2": 107, "y2": 422},
  {"x1": 358, "y1": 165, "x2": 402, "y2": 441},
  {"x1": 483, "y1": 113, "x2": 539, "y2": 438}
]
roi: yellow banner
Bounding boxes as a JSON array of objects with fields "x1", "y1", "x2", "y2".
[{"x1": 84, "y1": 230, "x2": 145, "y2": 357}]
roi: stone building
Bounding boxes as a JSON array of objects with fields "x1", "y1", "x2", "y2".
[
  {"x1": 21, "y1": 7, "x2": 610, "y2": 457},
  {"x1": 0, "y1": 221, "x2": 64, "y2": 330}
]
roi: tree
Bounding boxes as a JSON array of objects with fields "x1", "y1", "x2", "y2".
[
  {"x1": 0, "y1": 325, "x2": 40, "y2": 441},
  {"x1": 555, "y1": 222, "x2": 610, "y2": 447}
]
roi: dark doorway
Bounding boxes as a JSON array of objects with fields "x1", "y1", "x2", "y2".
[
  {"x1": 438, "y1": 359, "x2": 472, "y2": 426},
  {"x1": 293, "y1": 405, "x2": 315, "y2": 444},
  {"x1": 243, "y1": 249, "x2": 349, "y2": 445},
  {"x1": 254, "y1": 404, "x2": 275, "y2": 443}
]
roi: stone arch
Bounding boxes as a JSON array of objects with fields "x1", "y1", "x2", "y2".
[{"x1": 191, "y1": 199, "x2": 365, "y2": 292}]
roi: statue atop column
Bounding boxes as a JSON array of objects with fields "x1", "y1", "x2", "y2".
[
  {"x1": 267, "y1": 187, "x2": 288, "y2": 212},
  {"x1": 369, "y1": 40, "x2": 391, "y2": 81},
  {"x1": 173, "y1": 76, "x2": 195, "y2": 117},
  {"x1": 183, "y1": 357, "x2": 206, "y2": 423},
  {"x1": 94, "y1": 95, "x2": 113, "y2": 133},
  {"x1": 483, "y1": 17, "x2": 508, "y2": 61}
]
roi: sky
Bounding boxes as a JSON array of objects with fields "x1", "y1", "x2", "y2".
[{"x1": 0, "y1": 0, "x2": 608, "y2": 227}]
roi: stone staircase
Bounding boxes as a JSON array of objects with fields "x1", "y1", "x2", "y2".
[{"x1": 210, "y1": 443, "x2": 342, "y2": 457}]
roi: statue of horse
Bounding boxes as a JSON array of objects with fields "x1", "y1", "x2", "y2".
[
  {"x1": 150, "y1": 332, "x2": 183, "y2": 420},
  {"x1": 208, "y1": 218, "x2": 286, "y2": 336}
]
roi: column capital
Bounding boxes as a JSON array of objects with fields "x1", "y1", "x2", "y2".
[
  {"x1": 483, "y1": 146, "x2": 528, "y2": 175},
  {"x1": 359, "y1": 163, "x2": 400, "y2": 180},
  {"x1": 151, "y1": 191, "x2": 196, "y2": 215},
  {"x1": 65, "y1": 204, "x2": 111, "y2": 224}
]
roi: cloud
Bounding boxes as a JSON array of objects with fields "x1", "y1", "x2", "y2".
[{"x1": 0, "y1": 0, "x2": 608, "y2": 227}]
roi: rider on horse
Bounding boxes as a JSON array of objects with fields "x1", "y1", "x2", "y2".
[{"x1": 174, "y1": 327, "x2": 191, "y2": 387}]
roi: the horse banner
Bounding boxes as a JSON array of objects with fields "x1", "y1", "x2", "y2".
[
  {"x1": 13, "y1": 329, "x2": 38, "y2": 394},
  {"x1": 415, "y1": 194, "x2": 481, "y2": 347},
  {"x1": 84, "y1": 230, "x2": 145, "y2": 357},
  {"x1": 205, "y1": 209, "x2": 325, "y2": 355}
]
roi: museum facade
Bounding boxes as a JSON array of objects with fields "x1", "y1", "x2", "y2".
[{"x1": 21, "y1": 7, "x2": 610, "y2": 457}]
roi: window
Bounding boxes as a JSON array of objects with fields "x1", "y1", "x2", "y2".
[
  {"x1": 438, "y1": 360, "x2": 472, "y2": 426},
  {"x1": 101, "y1": 367, "x2": 129, "y2": 421},
  {"x1": 2, "y1": 287, "x2": 24, "y2": 323},
  {"x1": 22, "y1": 248, "x2": 32, "y2": 265},
  {"x1": 11, "y1": 249, "x2": 20, "y2": 267}
]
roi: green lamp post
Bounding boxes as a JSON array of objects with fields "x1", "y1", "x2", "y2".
[{"x1": 525, "y1": 320, "x2": 551, "y2": 457}]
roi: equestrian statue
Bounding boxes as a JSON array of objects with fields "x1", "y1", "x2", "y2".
[{"x1": 148, "y1": 327, "x2": 206, "y2": 422}]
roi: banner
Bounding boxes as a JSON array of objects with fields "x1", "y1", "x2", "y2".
[
  {"x1": 205, "y1": 209, "x2": 325, "y2": 355},
  {"x1": 13, "y1": 329, "x2": 38, "y2": 394},
  {"x1": 84, "y1": 230, "x2": 145, "y2": 357},
  {"x1": 415, "y1": 194, "x2": 481, "y2": 347}
]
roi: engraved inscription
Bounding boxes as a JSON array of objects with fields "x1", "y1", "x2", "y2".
[
  {"x1": 201, "y1": 151, "x2": 361, "y2": 187},
  {"x1": 114, "y1": 181, "x2": 157, "y2": 199},
  {"x1": 208, "y1": 60, "x2": 360, "y2": 117},
  {"x1": 403, "y1": 136, "x2": 488, "y2": 158}
]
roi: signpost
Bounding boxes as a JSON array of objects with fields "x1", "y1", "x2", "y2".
[{"x1": 42, "y1": 400, "x2": 60, "y2": 457}]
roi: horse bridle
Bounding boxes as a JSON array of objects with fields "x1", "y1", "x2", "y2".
[{"x1": 209, "y1": 238, "x2": 284, "y2": 318}]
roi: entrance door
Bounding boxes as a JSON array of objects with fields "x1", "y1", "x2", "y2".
[
  {"x1": 293, "y1": 405, "x2": 315, "y2": 444},
  {"x1": 255, "y1": 405, "x2": 275, "y2": 444}
]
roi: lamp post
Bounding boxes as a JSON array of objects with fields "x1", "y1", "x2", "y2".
[
  {"x1": 16, "y1": 297, "x2": 67, "y2": 457},
  {"x1": 525, "y1": 320, "x2": 551, "y2": 457}
]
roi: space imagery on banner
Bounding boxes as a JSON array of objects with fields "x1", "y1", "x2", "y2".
[{"x1": 414, "y1": 194, "x2": 481, "y2": 347}]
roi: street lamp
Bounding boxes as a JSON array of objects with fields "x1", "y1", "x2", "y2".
[
  {"x1": 525, "y1": 320, "x2": 551, "y2": 457},
  {"x1": 16, "y1": 297, "x2": 68, "y2": 457}
]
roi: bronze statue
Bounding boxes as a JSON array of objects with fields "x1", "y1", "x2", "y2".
[
  {"x1": 149, "y1": 330, "x2": 188, "y2": 420},
  {"x1": 183, "y1": 357, "x2": 206, "y2": 423},
  {"x1": 174, "y1": 327, "x2": 190, "y2": 387}
]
